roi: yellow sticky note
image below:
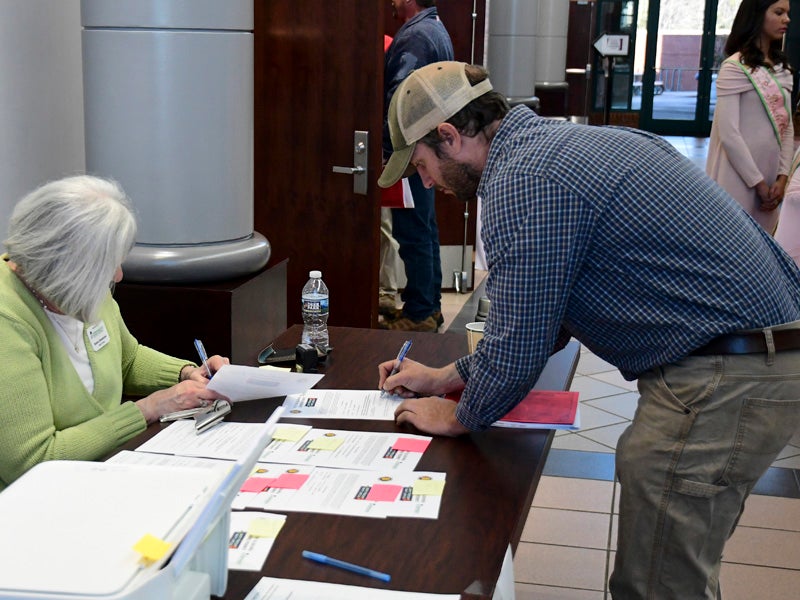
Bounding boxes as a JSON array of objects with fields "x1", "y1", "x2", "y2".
[
  {"x1": 273, "y1": 426, "x2": 307, "y2": 442},
  {"x1": 247, "y1": 517, "x2": 284, "y2": 538},
  {"x1": 132, "y1": 533, "x2": 172, "y2": 562},
  {"x1": 413, "y1": 479, "x2": 446, "y2": 496},
  {"x1": 308, "y1": 435, "x2": 344, "y2": 451}
]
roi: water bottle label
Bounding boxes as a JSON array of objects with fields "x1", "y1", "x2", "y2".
[{"x1": 302, "y1": 297, "x2": 329, "y2": 315}]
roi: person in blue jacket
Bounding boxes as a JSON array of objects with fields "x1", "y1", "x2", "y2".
[{"x1": 381, "y1": 0, "x2": 453, "y2": 332}]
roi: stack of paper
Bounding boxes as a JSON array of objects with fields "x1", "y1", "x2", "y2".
[
  {"x1": 233, "y1": 463, "x2": 445, "y2": 519},
  {"x1": 281, "y1": 388, "x2": 580, "y2": 431}
]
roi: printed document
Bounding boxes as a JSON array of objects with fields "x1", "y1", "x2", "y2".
[
  {"x1": 207, "y1": 364, "x2": 324, "y2": 402},
  {"x1": 234, "y1": 463, "x2": 445, "y2": 519},
  {"x1": 244, "y1": 577, "x2": 460, "y2": 599},
  {"x1": 135, "y1": 420, "x2": 272, "y2": 460},
  {"x1": 281, "y1": 389, "x2": 402, "y2": 419},
  {"x1": 107, "y1": 449, "x2": 233, "y2": 470},
  {"x1": 259, "y1": 427, "x2": 431, "y2": 471},
  {"x1": 228, "y1": 511, "x2": 286, "y2": 571}
]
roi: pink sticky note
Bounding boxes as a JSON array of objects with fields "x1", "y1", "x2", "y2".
[
  {"x1": 365, "y1": 484, "x2": 403, "y2": 502},
  {"x1": 240, "y1": 477, "x2": 274, "y2": 493},
  {"x1": 392, "y1": 437, "x2": 430, "y2": 453},
  {"x1": 269, "y1": 473, "x2": 310, "y2": 489}
]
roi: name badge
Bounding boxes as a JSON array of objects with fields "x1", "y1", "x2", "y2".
[{"x1": 87, "y1": 321, "x2": 110, "y2": 351}]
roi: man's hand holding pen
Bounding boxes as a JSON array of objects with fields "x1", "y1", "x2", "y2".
[
  {"x1": 379, "y1": 340, "x2": 413, "y2": 398},
  {"x1": 378, "y1": 347, "x2": 470, "y2": 437}
]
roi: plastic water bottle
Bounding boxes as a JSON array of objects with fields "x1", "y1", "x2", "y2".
[{"x1": 301, "y1": 270, "x2": 329, "y2": 351}]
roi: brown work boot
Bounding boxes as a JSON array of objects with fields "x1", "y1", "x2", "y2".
[
  {"x1": 379, "y1": 292, "x2": 397, "y2": 312},
  {"x1": 378, "y1": 314, "x2": 439, "y2": 332},
  {"x1": 379, "y1": 305, "x2": 404, "y2": 320}
]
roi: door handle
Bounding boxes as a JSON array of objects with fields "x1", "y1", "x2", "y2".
[
  {"x1": 332, "y1": 166, "x2": 365, "y2": 174},
  {"x1": 331, "y1": 131, "x2": 368, "y2": 195}
]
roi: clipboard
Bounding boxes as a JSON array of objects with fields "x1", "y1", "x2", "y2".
[{"x1": 194, "y1": 400, "x2": 232, "y2": 433}]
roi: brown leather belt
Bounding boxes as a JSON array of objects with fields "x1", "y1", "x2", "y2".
[{"x1": 691, "y1": 328, "x2": 800, "y2": 356}]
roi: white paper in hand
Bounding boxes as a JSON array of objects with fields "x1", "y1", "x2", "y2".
[{"x1": 207, "y1": 364, "x2": 324, "y2": 402}]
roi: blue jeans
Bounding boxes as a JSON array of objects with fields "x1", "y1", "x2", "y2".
[
  {"x1": 391, "y1": 173, "x2": 441, "y2": 320},
  {"x1": 611, "y1": 342, "x2": 800, "y2": 599}
]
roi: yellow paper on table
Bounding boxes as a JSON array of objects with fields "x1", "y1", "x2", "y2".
[
  {"x1": 132, "y1": 533, "x2": 172, "y2": 562},
  {"x1": 272, "y1": 425, "x2": 308, "y2": 442},
  {"x1": 308, "y1": 436, "x2": 344, "y2": 451},
  {"x1": 413, "y1": 479, "x2": 446, "y2": 496},
  {"x1": 247, "y1": 517, "x2": 284, "y2": 539}
]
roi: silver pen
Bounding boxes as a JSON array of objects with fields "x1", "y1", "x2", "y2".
[{"x1": 193, "y1": 338, "x2": 212, "y2": 377}]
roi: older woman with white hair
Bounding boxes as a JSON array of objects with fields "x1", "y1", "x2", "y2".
[{"x1": 0, "y1": 175, "x2": 229, "y2": 491}]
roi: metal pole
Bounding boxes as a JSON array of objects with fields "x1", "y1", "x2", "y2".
[
  {"x1": 603, "y1": 57, "x2": 612, "y2": 125},
  {"x1": 470, "y1": 0, "x2": 477, "y2": 65},
  {"x1": 454, "y1": 201, "x2": 469, "y2": 294}
]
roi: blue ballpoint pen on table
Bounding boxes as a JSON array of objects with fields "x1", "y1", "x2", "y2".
[
  {"x1": 193, "y1": 338, "x2": 212, "y2": 378},
  {"x1": 302, "y1": 550, "x2": 391, "y2": 582},
  {"x1": 381, "y1": 339, "x2": 412, "y2": 397}
]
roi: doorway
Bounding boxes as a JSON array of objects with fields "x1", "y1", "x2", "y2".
[{"x1": 637, "y1": 0, "x2": 736, "y2": 135}]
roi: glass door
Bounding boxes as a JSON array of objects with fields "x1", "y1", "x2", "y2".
[{"x1": 638, "y1": 0, "x2": 733, "y2": 135}]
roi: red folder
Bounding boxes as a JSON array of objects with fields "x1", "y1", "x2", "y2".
[
  {"x1": 444, "y1": 389, "x2": 580, "y2": 429},
  {"x1": 498, "y1": 390, "x2": 579, "y2": 425},
  {"x1": 380, "y1": 177, "x2": 414, "y2": 208}
]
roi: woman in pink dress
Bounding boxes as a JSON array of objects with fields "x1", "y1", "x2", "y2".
[
  {"x1": 775, "y1": 149, "x2": 800, "y2": 265},
  {"x1": 706, "y1": 0, "x2": 793, "y2": 234}
]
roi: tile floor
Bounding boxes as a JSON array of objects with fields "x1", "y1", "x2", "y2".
[{"x1": 436, "y1": 135, "x2": 800, "y2": 599}]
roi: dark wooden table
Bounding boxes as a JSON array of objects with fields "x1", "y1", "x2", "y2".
[{"x1": 118, "y1": 326, "x2": 580, "y2": 599}]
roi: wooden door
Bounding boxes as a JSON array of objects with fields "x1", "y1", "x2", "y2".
[{"x1": 254, "y1": 1, "x2": 384, "y2": 329}]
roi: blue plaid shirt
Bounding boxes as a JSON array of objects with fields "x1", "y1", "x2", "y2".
[{"x1": 454, "y1": 106, "x2": 800, "y2": 430}]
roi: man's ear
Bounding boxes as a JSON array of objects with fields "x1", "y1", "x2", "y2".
[{"x1": 437, "y1": 123, "x2": 462, "y2": 153}]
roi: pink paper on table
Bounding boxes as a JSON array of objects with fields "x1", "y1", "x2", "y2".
[
  {"x1": 392, "y1": 437, "x2": 430, "y2": 453},
  {"x1": 269, "y1": 472, "x2": 310, "y2": 489},
  {"x1": 365, "y1": 484, "x2": 403, "y2": 502},
  {"x1": 240, "y1": 477, "x2": 275, "y2": 493}
]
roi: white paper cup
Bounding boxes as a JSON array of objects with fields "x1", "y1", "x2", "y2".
[{"x1": 465, "y1": 321, "x2": 485, "y2": 353}]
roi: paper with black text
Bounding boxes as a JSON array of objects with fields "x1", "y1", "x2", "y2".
[
  {"x1": 234, "y1": 464, "x2": 445, "y2": 519},
  {"x1": 107, "y1": 449, "x2": 233, "y2": 470},
  {"x1": 281, "y1": 389, "x2": 402, "y2": 419},
  {"x1": 228, "y1": 511, "x2": 286, "y2": 571},
  {"x1": 207, "y1": 364, "x2": 324, "y2": 402},
  {"x1": 260, "y1": 427, "x2": 431, "y2": 471},
  {"x1": 244, "y1": 577, "x2": 459, "y2": 599},
  {"x1": 135, "y1": 420, "x2": 272, "y2": 460}
]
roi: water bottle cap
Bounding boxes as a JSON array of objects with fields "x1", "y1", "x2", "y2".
[{"x1": 309, "y1": 270, "x2": 322, "y2": 278}]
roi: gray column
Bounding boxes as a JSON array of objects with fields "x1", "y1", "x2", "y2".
[
  {"x1": 81, "y1": 0, "x2": 269, "y2": 282},
  {"x1": 486, "y1": 0, "x2": 570, "y2": 104},
  {"x1": 535, "y1": 0, "x2": 570, "y2": 87},
  {"x1": 487, "y1": 0, "x2": 540, "y2": 103}
]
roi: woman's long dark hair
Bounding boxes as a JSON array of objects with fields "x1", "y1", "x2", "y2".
[{"x1": 725, "y1": 0, "x2": 791, "y2": 70}]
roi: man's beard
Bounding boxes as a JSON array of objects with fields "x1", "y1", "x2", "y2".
[{"x1": 439, "y1": 156, "x2": 482, "y2": 202}]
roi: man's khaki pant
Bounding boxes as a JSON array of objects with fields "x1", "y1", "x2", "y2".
[{"x1": 610, "y1": 347, "x2": 800, "y2": 599}]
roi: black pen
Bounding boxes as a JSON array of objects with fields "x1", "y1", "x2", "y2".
[{"x1": 194, "y1": 338, "x2": 212, "y2": 378}]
